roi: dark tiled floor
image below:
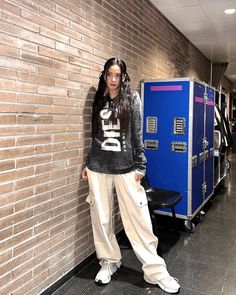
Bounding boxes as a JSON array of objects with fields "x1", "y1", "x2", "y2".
[{"x1": 53, "y1": 155, "x2": 236, "y2": 295}]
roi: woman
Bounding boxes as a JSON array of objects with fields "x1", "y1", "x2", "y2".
[{"x1": 82, "y1": 58, "x2": 180, "y2": 294}]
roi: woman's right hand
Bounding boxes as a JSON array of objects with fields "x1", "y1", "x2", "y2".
[{"x1": 82, "y1": 168, "x2": 88, "y2": 179}]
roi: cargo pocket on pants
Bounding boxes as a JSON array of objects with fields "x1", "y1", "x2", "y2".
[
  {"x1": 134, "y1": 186, "x2": 148, "y2": 207},
  {"x1": 86, "y1": 193, "x2": 95, "y2": 207}
]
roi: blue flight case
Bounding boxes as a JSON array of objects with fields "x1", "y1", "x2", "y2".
[{"x1": 141, "y1": 78, "x2": 215, "y2": 228}]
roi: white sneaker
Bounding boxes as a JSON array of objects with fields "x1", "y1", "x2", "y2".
[
  {"x1": 95, "y1": 260, "x2": 121, "y2": 284},
  {"x1": 156, "y1": 276, "x2": 180, "y2": 294}
]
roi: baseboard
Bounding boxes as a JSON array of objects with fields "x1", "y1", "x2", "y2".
[
  {"x1": 41, "y1": 230, "x2": 125, "y2": 295},
  {"x1": 41, "y1": 252, "x2": 97, "y2": 295}
]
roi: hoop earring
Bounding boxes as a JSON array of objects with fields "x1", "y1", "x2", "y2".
[
  {"x1": 99, "y1": 71, "x2": 104, "y2": 78},
  {"x1": 122, "y1": 73, "x2": 127, "y2": 82}
]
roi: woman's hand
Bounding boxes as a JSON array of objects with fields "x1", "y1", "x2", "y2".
[
  {"x1": 135, "y1": 171, "x2": 145, "y2": 181},
  {"x1": 82, "y1": 168, "x2": 88, "y2": 179}
]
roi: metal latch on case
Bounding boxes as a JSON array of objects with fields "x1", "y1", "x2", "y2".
[
  {"x1": 171, "y1": 141, "x2": 187, "y2": 152},
  {"x1": 144, "y1": 140, "x2": 158, "y2": 150}
]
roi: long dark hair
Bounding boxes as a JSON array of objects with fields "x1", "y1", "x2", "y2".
[{"x1": 92, "y1": 57, "x2": 131, "y2": 138}]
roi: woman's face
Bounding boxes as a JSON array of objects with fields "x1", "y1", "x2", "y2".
[{"x1": 105, "y1": 64, "x2": 122, "y2": 95}]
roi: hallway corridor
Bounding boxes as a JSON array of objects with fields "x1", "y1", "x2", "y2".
[{"x1": 52, "y1": 155, "x2": 236, "y2": 295}]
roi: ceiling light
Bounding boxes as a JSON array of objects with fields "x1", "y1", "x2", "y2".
[{"x1": 224, "y1": 8, "x2": 236, "y2": 14}]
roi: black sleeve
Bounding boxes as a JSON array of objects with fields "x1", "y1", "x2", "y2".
[{"x1": 131, "y1": 91, "x2": 147, "y2": 174}]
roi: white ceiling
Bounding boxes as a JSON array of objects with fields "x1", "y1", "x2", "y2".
[{"x1": 150, "y1": 0, "x2": 236, "y2": 86}]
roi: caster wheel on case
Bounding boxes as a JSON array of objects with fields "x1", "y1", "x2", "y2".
[
  {"x1": 184, "y1": 220, "x2": 196, "y2": 233},
  {"x1": 226, "y1": 159, "x2": 231, "y2": 172},
  {"x1": 195, "y1": 211, "x2": 204, "y2": 222}
]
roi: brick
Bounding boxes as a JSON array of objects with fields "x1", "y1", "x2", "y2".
[
  {"x1": 0, "y1": 68, "x2": 17, "y2": 80},
  {"x1": 53, "y1": 97, "x2": 80, "y2": 107},
  {"x1": 54, "y1": 78, "x2": 81, "y2": 90},
  {"x1": 67, "y1": 90, "x2": 83, "y2": 98},
  {"x1": 0, "y1": 216, "x2": 13, "y2": 231},
  {"x1": 0, "y1": 250, "x2": 12, "y2": 265},
  {"x1": 0, "y1": 167, "x2": 34, "y2": 183},
  {"x1": 0, "y1": 43, "x2": 18, "y2": 58},
  {"x1": 33, "y1": 232, "x2": 64, "y2": 256},
  {"x1": 0, "y1": 79, "x2": 38, "y2": 93},
  {"x1": 12, "y1": 252, "x2": 48, "y2": 282},
  {"x1": 15, "y1": 173, "x2": 51, "y2": 190},
  {"x1": 36, "y1": 124, "x2": 66, "y2": 134},
  {"x1": 36, "y1": 105, "x2": 69, "y2": 115},
  {"x1": 0, "y1": 147, "x2": 34, "y2": 160},
  {"x1": 21, "y1": 28, "x2": 54, "y2": 47},
  {"x1": 18, "y1": 115, "x2": 53, "y2": 124},
  {"x1": 0, "y1": 182, "x2": 14, "y2": 194},
  {"x1": 0, "y1": 19, "x2": 20, "y2": 36},
  {"x1": 56, "y1": 5, "x2": 81, "y2": 23},
  {"x1": 0, "y1": 56, "x2": 38, "y2": 72},
  {"x1": 16, "y1": 135, "x2": 52, "y2": 146},
  {"x1": 0, "y1": 32, "x2": 37, "y2": 53},
  {"x1": 11, "y1": 0, "x2": 39, "y2": 12},
  {"x1": 0, "y1": 271, "x2": 33, "y2": 295},
  {"x1": 20, "y1": 52, "x2": 53, "y2": 67},
  {"x1": 54, "y1": 60, "x2": 81, "y2": 73},
  {"x1": 0, "y1": 126, "x2": 35, "y2": 136},
  {"x1": 38, "y1": 65, "x2": 67, "y2": 79},
  {"x1": 13, "y1": 218, "x2": 37, "y2": 236},
  {"x1": 12, "y1": 209, "x2": 34, "y2": 227},
  {"x1": 53, "y1": 0, "x2": 70, "y2": 9},
  {"x1": 53, "y1": 150, "x2": 78, "y2": 161},
  {"x1": 0, "y1": 103, "x2": 36, "y2": 113},
  {"x1": 18, "y1": 94, "x2": 53, "y2": 105},
  {"x1": 0, "y1": 138, "x2": 15, "y2": 148},
  {"x1": 56, "y1": 41, "x2": 80, "y2": 57},
  {"x1": 21, "y1": 9, "x2": 55, "y2": 29},
  {"x1": 18, "y1": 192, "x2": 50, "y2": 212},
  {"x1": 69, "y1": 72, "x2": 98, "y2": 85},
  {"x1": 0, "y1": 188, "x2": 33, "y2": 207},
  {"x1": 35, "y1": 163, "x2": 66, "y2": 177},
  {"x1": 14, "y1": 210, "x2": 50, "y2": 234},
  {"x1": 34, "y1": 214, "x2": 64, "y2": 235},
  {"x1": 0, "y1": 227, "x2": 13, "y2": 241},
  {"x1": 70, "y1": 38, "x2": 93, "y2": 54},
  {"x1": 0, "y1": 204, "x2": 14, "y2": 218},
  {"x1": 0, "y1": 229, "x2": 33, "y2": 253},
  {"x1": 37, "y1": 85, "x2": 68, "y2": 97},
  {"x1": 40, "y1": 26, "x2": 69, "y2": 44},
  {"x1": 39, "y1": 46, "x2": 69, "y2": 62},
  {"x1": 16, "y1": 154, "x2": 51, "y2": 168},
  {"x1": 56, "y1": 23, "x2": 81, "y2": 41},
  {"x1": 1, "y1": 9, "x2": 39, "y2": 32},
  {"x1": 34, "y1": 143, "x2": 66, "y2": 154},
  {"x1": 0, "y1": 159, "x2": 15, "y2": 171},
  {"x1": 33, "y1": 200, "x2": 52, "y2": 216},
  {"x1": 0, "y1": 0, "x2": 21, "y2": 16},
  {"x1": 39, "y1": 6, "x2": 69, "y2": 26},
  {"x1": 53, "y1": 132, "x2": 79, "y2": 142},
  {"x1": 13, "y1": 232, "x2": 49, "y2": 257},
  {"x1": 0, "y1": 273, "x2": 12, "y2": 292},
  {"x1": 19, "y1": 72, "x2": 55, "y2": 86},
  {"x1": 0, "y1": 91, "x2": 17, "y2": 102},
  {"x1": 0, "y1": 250, "x2": 33, "y2": 277},
  {"x1": 71, "y1": 2, "x2": 92, "y2": 21},
  {"x1": 13, "y1": 270, "x2": 48, "y2": 295}
]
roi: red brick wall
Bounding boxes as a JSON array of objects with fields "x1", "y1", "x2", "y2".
[{"x1": 0, "y1": 0, "x2": 211, "y2": 294}]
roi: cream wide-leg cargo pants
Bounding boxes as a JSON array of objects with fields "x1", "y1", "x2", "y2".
[{"x1": 86, "y1": 168, "x2": 170, "y2": 283}]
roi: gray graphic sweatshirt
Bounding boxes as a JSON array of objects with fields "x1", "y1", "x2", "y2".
[{"x1": 86, "y1": 91, "x2": 147, "y2": 174}]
